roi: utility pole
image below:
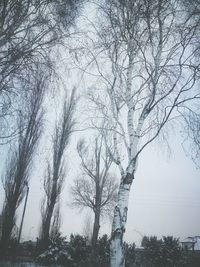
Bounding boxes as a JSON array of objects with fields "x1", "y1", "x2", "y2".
[{"x1": 18, "y1": 182, "x2": 29, "y2": 244}]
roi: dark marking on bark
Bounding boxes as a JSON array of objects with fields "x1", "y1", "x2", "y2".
[
  {"x1": 111, "y1": 227, "x2": 121, "y2": 240},
  {"x1": 122, "y1": 207, "x2": 128, "y2": 223},
  {"x1": 123, "y1": 172, "x2": 134, "y2": 184}
]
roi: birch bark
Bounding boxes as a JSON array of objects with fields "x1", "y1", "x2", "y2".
[
  {"x1": 89, "y1": 1, "x2": 199, "y2": 266},
  {"x1": 109, "y1": 40, "x2": 138, "y2": 267},
  {"x1": 110, "y1": 176, "x2": 132, "y2": 267}
]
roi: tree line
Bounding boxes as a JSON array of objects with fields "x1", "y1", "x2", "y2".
[{"x1": 0, "y1": 0, "x2": 200, "y2": 266}]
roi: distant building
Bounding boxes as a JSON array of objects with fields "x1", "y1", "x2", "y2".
[{"x1": 180, "y1": 236, "x2": 200, "y2": 251}]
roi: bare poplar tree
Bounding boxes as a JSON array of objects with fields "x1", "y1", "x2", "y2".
[
  {"x1": 71, "y1": 137, "x2": 118, "y2": 246},
  {"x1": 82, "y1": 213, "x2": 93, "y2": 241},
  {"x1": 78, "y1": 0, "x2": 200, "y2": 265},
  {"x1": 49, "y1": 203, "x2": 62, "y2": 242},
  {"x1": 40, "y1": 89, "x2": 76, "y2": 246},
  {"x1": 0, "y1": 0, "x2": 83, "y2": 141},
  {"x1": 1, "y1": 68, "x2": 45, "y2": 247}
]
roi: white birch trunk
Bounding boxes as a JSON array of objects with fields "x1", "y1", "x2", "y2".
[
  {"x1": 109, "y1": 38, "x2": 149, "y2": 267},
  {"x1": 110, "y1": 111, "x2": 146, "y2": 267},
  {"x1": 110, "y1": 173, "x2": 133, "y2": 267}
]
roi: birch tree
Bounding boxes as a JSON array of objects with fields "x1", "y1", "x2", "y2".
[
  {"x1": 71, "y1": 137, "x2": 118, "y2": 246},
  {"x1": 182, "y1": 0, "x2": 200, "y2": 166},
  {"x1": 183, "y1": 112, "x2": 200, "y2": 167},
  {"x1": 40, "y1": 89, "x2": 76, "y2": 247},
  {"x1": 81, "y1": 0, "x2": 200, "y2": 266}
]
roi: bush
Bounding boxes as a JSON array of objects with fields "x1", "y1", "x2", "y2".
[
  {"x1": 36, "y1": 234, "x2": 110, "y2": 267},
  {"x1": 36, "y1": 234, "x2": 73, "y2": 265},
  {"x1": 0, "y1": 237, "x2": 18, "y2": 257},
  {"x1": 67, "y1": 234, "x2": 91, "y2": 266},
  {"x1": 141, "y1": 236, "x2": 188, "y2": 267},
  {"x1": 125, "y1": 242, "x2": 136, "y2": 267},
  {"x1": 93, "y1": 234, "x2": 110, "y2": 267},
  {"x1": 36, "y1": 233, "x2": 189, "y2": 267}
]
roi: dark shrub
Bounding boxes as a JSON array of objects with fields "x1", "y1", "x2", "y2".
[
  {"x1": 125, "y1": 242, "x2": 135, "y2": 267},
  {"x1": 67, "y1": 234, "x2": 91, "y2": 266},
  {"x1": 141, "y1": 235, "x2": 188, "y2": 267}
]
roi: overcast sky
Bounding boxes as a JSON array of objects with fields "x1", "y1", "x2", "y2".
[
  {"x1": 1, "y1": 121, "x2": 199, "y2": 246},
  {"x1": 0, "y1": 3, "x2": 200, "y2": 247}
]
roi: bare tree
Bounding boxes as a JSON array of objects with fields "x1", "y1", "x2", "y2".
[
  {"x1": 40, "y1": 89, "x2": 76, "y2": 246},
  {"x1": 49, "y1": 203, "x2": 62, "y2": 242},
  {"x1": 0, "y1": 68, "x2": 45, "y2": 247},
  {"x1": 82, "y1": 213, "x2": 93, "y2": 241},
  {"x1": 77, "y1": 0, "x2": 200, "y2": 266},
  {"x1": 0, "y1": 0, "x2": 83, "y2": 141},
  {"x1": 71, "y1": 137, "x2": 118, "y2": 246}
]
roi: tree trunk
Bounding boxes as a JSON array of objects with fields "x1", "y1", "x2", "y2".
[
  {"x1": 1, "y1": 213, "x2": 14, "y2": 246},
  {"x1": 41, "y1": 179, "x2": 58, "y2": 246},
  {"x1": 91, "y1": 206, "x2": 101, "y2": 246},
  {"x1": 110, "y1": 173, "x2": 133, "y2": 267},
  {"x1": 41, "y1": 202, "x2": 55, "y2": 246},
  {"x1": 1, "y1": 202, "x2": 16, "y2": 247}
]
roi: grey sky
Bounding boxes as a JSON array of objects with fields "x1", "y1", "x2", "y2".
[
  {"x1": 0, "y1": 3, "x2": 200, "y2": 247},
  {"x1": 1, "y1": 124, "x2": 199, "y2": 246}
]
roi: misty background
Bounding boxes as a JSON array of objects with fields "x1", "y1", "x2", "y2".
[{"x1": 0, "y1": 0, "x2": 199, "y2": 249}]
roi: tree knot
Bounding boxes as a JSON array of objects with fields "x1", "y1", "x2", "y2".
[{"x1": 123, "y1": 172, "x2": 134, "y2": 184}]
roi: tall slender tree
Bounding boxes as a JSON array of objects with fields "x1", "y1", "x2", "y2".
[
  {"x1": 1, "y1": 67, "x2": 46, "y2": 247},
  {"x1": 0, "y1": 0, "x2": 83, "y2": 141},
  {"x1": 40, "y1": 89, "x2": 76, "y2": 247}
]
